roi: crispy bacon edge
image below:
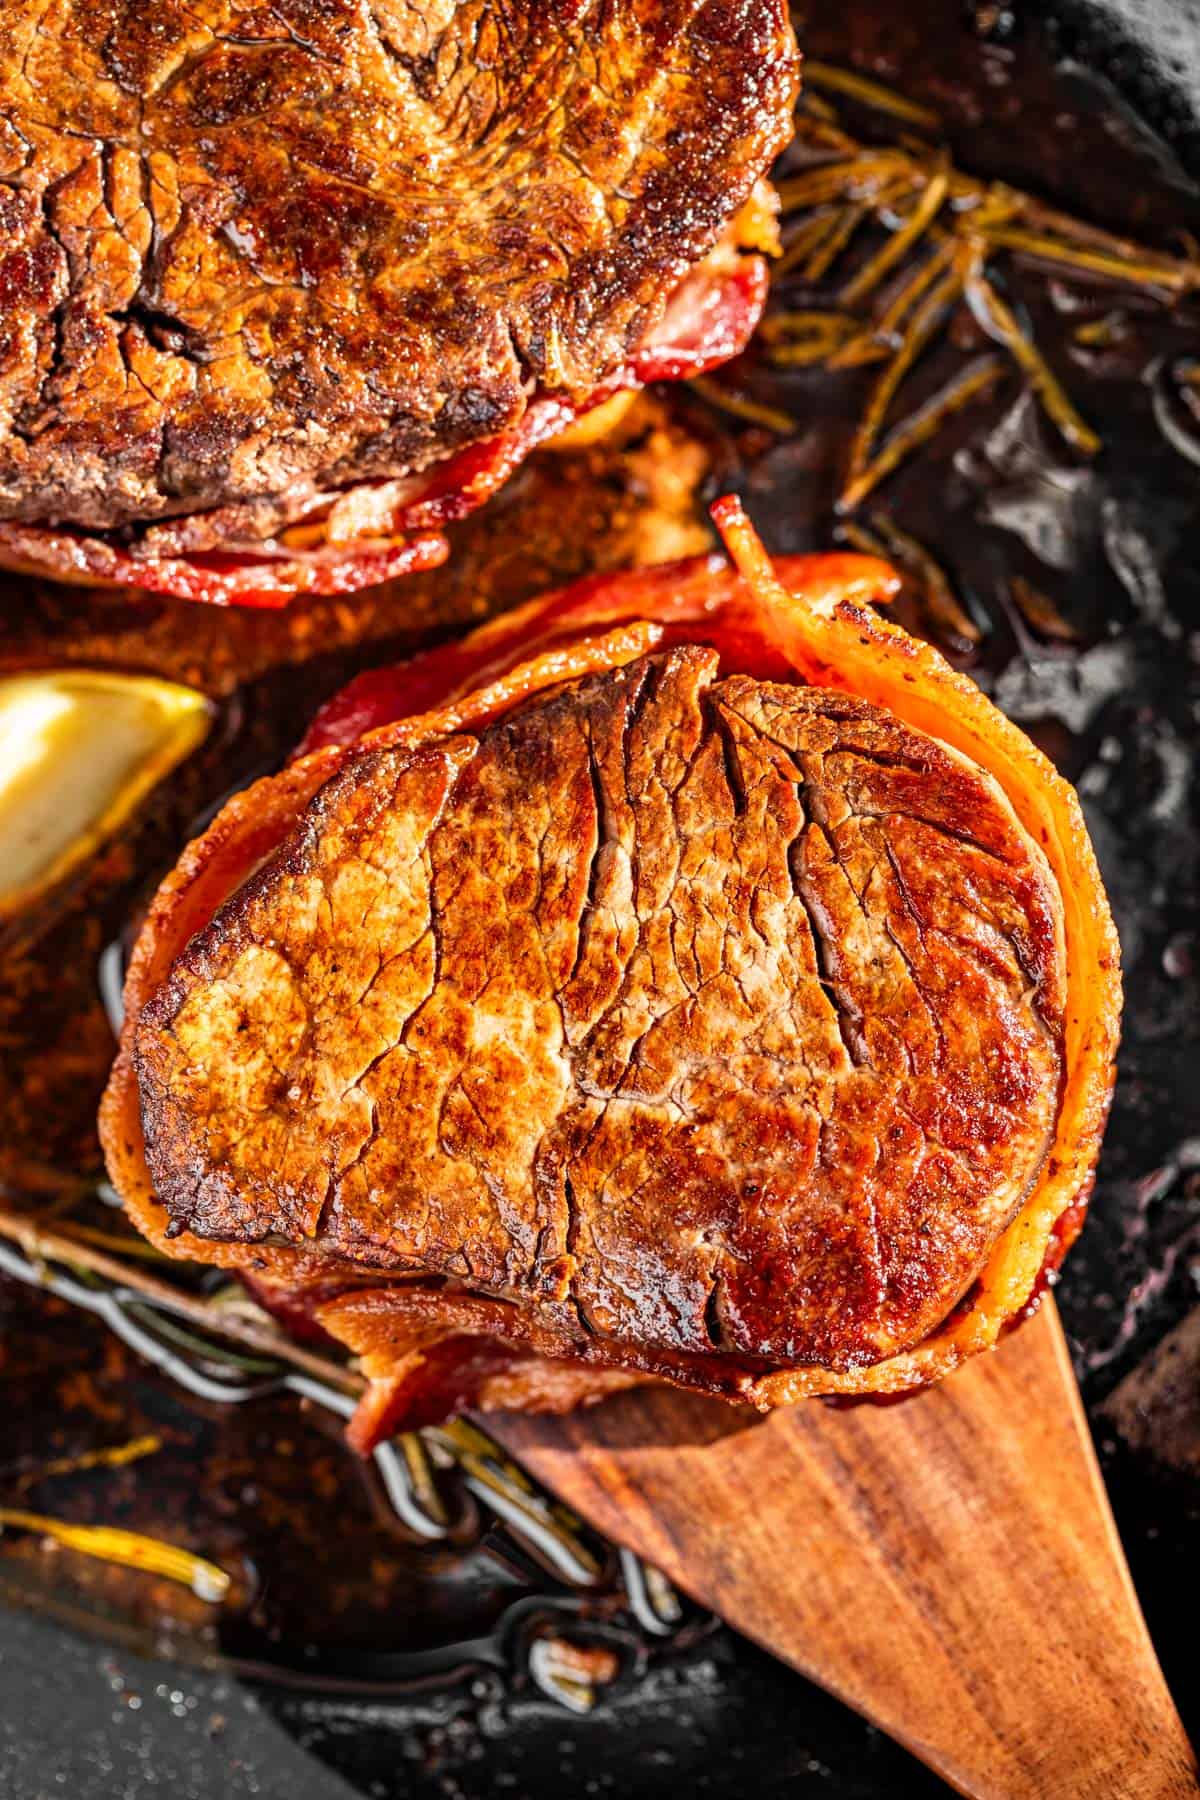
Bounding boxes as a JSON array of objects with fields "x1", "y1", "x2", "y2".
[
  {"x1": 0, "y1": 262, "x2": 766, "y2": 609},
  {"x1": 99, "y1": 501, "x2": 1120, "y2": 1440}
]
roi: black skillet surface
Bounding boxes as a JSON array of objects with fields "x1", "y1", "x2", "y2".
[{"x1": 2, "y1": 2, "x2": 1200, "y2": 1795}]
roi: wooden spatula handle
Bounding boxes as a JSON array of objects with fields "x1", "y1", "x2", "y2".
[{"x1": 491, "y1": 1302, "x2": 1197, "y2": 1799}]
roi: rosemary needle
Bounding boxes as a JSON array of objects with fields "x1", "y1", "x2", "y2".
[
  {"x1": 840, "y1": 353, "x2": 1006, "y2": 511},
  {"x1": 965, "y1": 273, "x2": 1101, "y2": 455},
  {"x1": 802, "y1": 60, "x2": 941, "y2": 132},
  {"x1": 0, "y1": 1510, "x2": 232, "y2": 1602}
]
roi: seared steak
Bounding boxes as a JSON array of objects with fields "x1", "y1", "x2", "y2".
[
  {"x1": 102, "y1": 510, "x2": 1119, "y2": 1439},
  {"x1": 134, "y1": 647, "x2": 1066, "y2": 1375},
  {"x1": 0, "y1": 0, "x2": 796, "y2": 598}
]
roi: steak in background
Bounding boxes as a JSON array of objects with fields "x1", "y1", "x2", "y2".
[{"x1": 0, "y1": 0, "x2": 797, "y2": 601}]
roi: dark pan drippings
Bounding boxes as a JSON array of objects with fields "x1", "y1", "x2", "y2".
[{"x1": 1, "y1": 0, "x2": 1198, "y2": 1732}]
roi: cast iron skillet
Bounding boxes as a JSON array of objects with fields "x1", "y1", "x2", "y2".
[{"x1": 1, "y1": 3, "x2": 1198, "y2": 1795}]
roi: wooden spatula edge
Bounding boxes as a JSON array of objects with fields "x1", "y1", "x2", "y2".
[{"x1": 490, "y1": 1300, "x2": 1197, "y2": 1800}]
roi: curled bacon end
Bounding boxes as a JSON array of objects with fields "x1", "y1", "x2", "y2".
[{"x1": 298, "y1": 546, "x2": 901, "y2": 754}]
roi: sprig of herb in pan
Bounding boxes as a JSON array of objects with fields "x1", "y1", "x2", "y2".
[
  {"x1": 687, "y1": 61, "x2": 1198, "y2": 650},
  {"x1": 699, "y1": 63, "x2": 1199, "y2": 505},
  {"x1": 0, "y1": 1201, "x2": 676, "y2": 1626},
  {"x1": 778, "y1": 71, "x2": 1197, "y2": 478}
]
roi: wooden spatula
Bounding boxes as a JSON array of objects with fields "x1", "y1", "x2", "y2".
[{"x1": 490, "y1": 1298, "x2": 1197, "y2": 1799}]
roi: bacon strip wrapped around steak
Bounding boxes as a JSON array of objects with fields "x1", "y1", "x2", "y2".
[
  {"x1": 100, "y1": 501, "x2": 1121, "y2": 1447},
  {"x1": 0, "y1": 0, "x2": 795, "y2": 605}
]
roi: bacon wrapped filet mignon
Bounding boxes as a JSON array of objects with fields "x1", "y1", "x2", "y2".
[
  {"x1": 0, "y1": 0, "x2": 796, "y2": 605},
  {"x1": 100, "y1": 501, "x2": 1121, "y2": 1446}
]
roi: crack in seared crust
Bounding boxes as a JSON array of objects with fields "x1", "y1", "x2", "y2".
[
  {"x1": 0, "y1": 0, "x2": 797, "y2": 532},
  {"x1": 135, "y1": 650, "x2": 1068, "y2": 1374},
  {"x1": 786, "y1": 828, "x2": 870, "y2": 1073}
]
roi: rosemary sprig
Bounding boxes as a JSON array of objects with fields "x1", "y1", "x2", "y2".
[
  {"x1": 776, "y1": 210, "x2": 844, "y2": 276},
  {"x1": 848, "y1": 513, "x2": 983, "y2": 646},
  {"x1": 804, "y1": 202, "x2": 873, "y2": 285},
  {"x1": 766, "y1": 61, "x2": 1200, "y2": 518},
  {"x1": 839, "y1": 168, "x2": 950, "y2": 307},
  {"x1": 782, "y1": 141, "x2": 1200, "y2": 294},
  {"x1": 431, "y1": 1418, "x2": 605, "y2": 1586},
  {"x1": 775, "y1": 152, "x2": 917, "y2": 214},
  {"x1": 845, "y1": 241, "x2": 982, "y2": 486},
  {"x1": 0, "y1": 1206, "x2": 603, "y2": 1581},
  {"x1": 1072, "y1": 311, "x2": 1130, "y2": 349},
  {"x1": 51, "y1": 1222, "x2": 173, "y2": 1263},
  {"x1": 0, "y1": 1201, "x2": 689, "y2": 1660},
  {"x1": 828, "y1": 239, "x2": 959, "y2": 368},
  {"x1": 20, "y1": 1436, "x2": 163, "y2": 1486},
  {"x1": 0, "y1": 1207, "x2": 362, "y2": 1396},
  {"x1": 974, "y1": 221, "x2": 1198, "y2": 293},
  {"x1": 763, "y1": 309, "x2": 859, "y2": 367},
  {"x1": 689, "y1": 377, "x2": 795, "y2": 435},
  {"x1": 0, "y1": 1509, "x2": 232, "y2": 1602},
  {"x1": 759, "y1": 308, "x2": 856, "y2": 345},
  {"x1": 1010, "y1": 575, "x2": 1078, "y2": 643}
]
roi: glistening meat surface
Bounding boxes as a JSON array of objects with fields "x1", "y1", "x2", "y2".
[
  {"x1": 0, "y1": 0, "x2": 796, "y2": 598},
  {"x1": 101, "y1": 509, "x2": 1120, "y2": 1439},
  {"x1": 134, "y1": 647, "x2": 1067, "y2": 1374}
]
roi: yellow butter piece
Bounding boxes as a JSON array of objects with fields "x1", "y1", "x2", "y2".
[{"x1": 0, "y1": 670, "x2": 211, "y2": 916}]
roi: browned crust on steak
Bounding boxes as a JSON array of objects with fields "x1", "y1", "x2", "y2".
[
  {"x1": 0, "y1": 0, "x2": 797, "y2": 531},
  {"x1": 134, "y1": 647, "x2": 1067, "y2": 1375}
]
